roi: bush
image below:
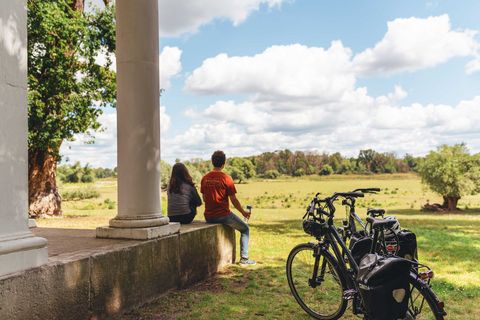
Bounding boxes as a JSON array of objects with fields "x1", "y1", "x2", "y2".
[
  {"x1": 262, "y1": 170, "x2": 280, "y2": 179},
  {"x1": 103, "y1": 198, "x2": 116, "y2": 209},
  {"x1": 62, "y1": 188, "x2": 100, "y2": 201},
  {"x1": 81, "y1": 174, "x2": 95, "y2": 183},
  {"x1": 293, "y1": 168, "x2": 305, "y2": 177},
  {"x1": 319, "y1": 164, "x2": 334, "y2": 176}
]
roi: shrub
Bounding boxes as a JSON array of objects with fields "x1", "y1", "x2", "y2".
[
  {"x1": 319, "y1": 164, "x2": 334, "y2": 176},
  {"x1": 103, "y1": 198, "x2": 116, "y2": 209},
  {"x1": 81, "y1": 174, "x2": 95, "y2": 183},
  {"x1": 62, "y1": 188, "x2": 100, "y2": 201},
  {"x1": 263, "y1": 170, "x2": 280, "y2": 179}
]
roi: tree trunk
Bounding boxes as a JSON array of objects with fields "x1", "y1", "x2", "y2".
[
  {"x1": 442, "y1": 195, "x2": 460, "y2": 211},
  {"x1": 70, "y1": 0, "x2": 84, "y2": 12},
  {"x1": 28, "y1": 150, "x2": 62, "y2": 218}
]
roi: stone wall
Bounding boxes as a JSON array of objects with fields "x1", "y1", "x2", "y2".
[{"x1": 0, "y1": 224, "x2": 235, "y2": 320}]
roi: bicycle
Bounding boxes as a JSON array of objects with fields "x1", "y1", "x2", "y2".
[
  {"x1": 286, "y1": 192, "x2": 446, "y2": 320},
  {"x1": 339, "y1": 188, "x2": 419, "y2": 264}
]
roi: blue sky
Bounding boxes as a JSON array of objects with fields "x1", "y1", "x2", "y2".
[{"x1": 62, "y1": 0, "x2": 480, "y2": 167}]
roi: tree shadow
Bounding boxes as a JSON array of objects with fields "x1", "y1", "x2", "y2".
[
  {"x1": 388, "y1": 208, "x2": 480, "y2": 217},
  {"x1": 250, "y1": 219, "x2": 306, "y2": 238}
]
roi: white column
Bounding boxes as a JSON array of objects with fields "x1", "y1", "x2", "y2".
[
  {"x1": 96, "y1": 0, "x2": 179, "y2": 240},
  {"x1": 0, "y1": 0, "x2": 48, "y2": 276}
]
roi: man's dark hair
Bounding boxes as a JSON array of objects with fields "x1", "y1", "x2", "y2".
[{"x1": 211, "y1": 150, "x2": 226, "y2": 168}]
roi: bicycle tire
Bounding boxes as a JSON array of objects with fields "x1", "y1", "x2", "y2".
[
  {"x1": 405, "y1": 272, "x2": 445, "y2": 320},
  {"x1": 286, "y1": 243, "x2": 347, "y2": 320}
]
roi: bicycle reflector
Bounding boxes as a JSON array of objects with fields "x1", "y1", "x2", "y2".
[{"x1": 386, "y1": 244, "x2": 399, "y2": 252}]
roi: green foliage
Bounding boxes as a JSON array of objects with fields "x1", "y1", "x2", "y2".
[
  {"x1": 57, "y1": 161, "x2": 98, "y2": 183},
  {"x1": 93, "y1": 167, "x2": 116, "y2": 179},
  {"x1": 27, "y1": 0, "x2": 116, "y2": 157},
  {"x1": 160, "y1": 160, "x2": 172, "y2": 189},
  {"x1": 227, "y1": 157, "x2": 256, "y2": 183},
  {"x1": 319, "y1": 164, "x2": 333, "y2": 176},
  {"x1": 262, "y1": 170, "x2": 280, "y2": 179},
  {"x1": 61, "y1": 188, "x2": 100, "y2": 201},
  {"x1": 103, "y1": 198, "x2": 116, "y2": 209},
  {"x1": 419, "y1": 144, "x2": 480, "y2": 198}
]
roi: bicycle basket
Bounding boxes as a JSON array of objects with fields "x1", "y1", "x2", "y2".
[{"x1": 302, "y1": 219, "x2": 326, "y2": 237}]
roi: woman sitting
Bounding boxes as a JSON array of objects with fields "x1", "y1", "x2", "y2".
[{"x1": 167, "y1": 163, "x2": 202, "y2": 224}]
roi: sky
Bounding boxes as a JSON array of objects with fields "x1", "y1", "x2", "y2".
[{"x1": 61, "y1": 0, "x2": 480, "y2": 168}]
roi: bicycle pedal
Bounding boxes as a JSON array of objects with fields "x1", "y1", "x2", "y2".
[{"x1": 343, "y1": 289, "x2": 356, "y2": 300}]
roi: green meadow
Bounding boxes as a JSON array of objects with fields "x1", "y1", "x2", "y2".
[{"x1": 38, "y1": 174, "x2": 480, "y2": 320}]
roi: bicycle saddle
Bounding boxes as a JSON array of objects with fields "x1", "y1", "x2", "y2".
[
  {"x1": 367, "y1": 208, "x2": 385, "y2": 217},
  {"x1": 366, "y1": 216, "x2": 397, "y2": 230}
]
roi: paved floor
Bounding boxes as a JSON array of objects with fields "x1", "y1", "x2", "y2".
[{"x1": 32, "y1": 221, "x2": 214, "y2": 257}]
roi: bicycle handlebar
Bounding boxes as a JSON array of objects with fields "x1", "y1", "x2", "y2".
[{"x1": 352, "y1": 188, "x2": 380, "y2": 193}]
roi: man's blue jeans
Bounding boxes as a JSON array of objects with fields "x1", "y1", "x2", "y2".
[{"x1": 206, "y1": 213, "x2": 250, "y2": 259}]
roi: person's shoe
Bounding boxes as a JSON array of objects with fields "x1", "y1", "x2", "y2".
[{"x1": 239, "y1": 257, "x2": 256, "y2": 266}]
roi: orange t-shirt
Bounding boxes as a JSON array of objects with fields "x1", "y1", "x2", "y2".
[{"x1": 201, "y1": 171, "x2": 237, "y2": 219}]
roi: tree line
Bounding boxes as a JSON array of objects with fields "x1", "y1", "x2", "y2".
[
  {"x1": 58, "y1": 148, "x2": 419, "y2": 186},
  {"x1": 56, "y1": 144, "x2": 480, "y2": 212},
  {"x1": 177, "y1": 149, "x2": 420, "y2": 184}
]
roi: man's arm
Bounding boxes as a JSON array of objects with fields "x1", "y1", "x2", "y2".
[{"x1": 229, "y1": 194, "x2": 250, "y2": 218}]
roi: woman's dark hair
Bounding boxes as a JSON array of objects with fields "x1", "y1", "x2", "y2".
[
  {"x1": 211, "y1": 150, "x2": 226, "y2": 168},
  {"x1": 168, "y1": 163, "x2": 194, "y2": 194}
]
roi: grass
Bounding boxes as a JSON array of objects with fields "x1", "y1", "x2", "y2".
[{"x1": 37, "y1": 174, "x2": 480, "y2": 319}]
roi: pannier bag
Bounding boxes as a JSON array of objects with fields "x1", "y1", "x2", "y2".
[
  {"x1": 385, "y1": 229, "x2": 418, "y2": 261},
  {"x1": 349, "y1": 232, "x2": 372, "y2": 265},
  {"x1": 357, "y1": 254, "x2": 411, "y2": 320},
  {"x1": 302, "y1": 219, "x2": 326, "y2": 238}
]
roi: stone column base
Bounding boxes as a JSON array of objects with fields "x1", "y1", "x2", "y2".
[
  {"x1": 0, "y1": 236, "x2": 48, "y2": 277},
  {"x1": 28, "y1": 219, "x2": 37, "y2": 228},
  {"x1": 96, "y1": 223, "x2": 180, "y2": 240}
]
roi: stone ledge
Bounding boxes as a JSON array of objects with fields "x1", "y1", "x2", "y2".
[
  {"x1": 0, "y1": 223, "x2": 235, "y2": 320},
  {"x1": 96, "y1": 222, "x2": 180, "y2": 240}
]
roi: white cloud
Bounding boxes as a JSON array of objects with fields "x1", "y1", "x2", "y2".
[
  {"x1": 87, "y1": 0, "x2": 288, "y2": 37},
  {"x1": 63, "y1": 13, "x2": 480, "y2": 164},
  {"x1": 160, "y1": 46, "x2": 182, "y2": 88},
  {"x1": 159, "y1": 0, "x2": 286, "y2": 37},
  {"x1": 61, "y1": 106, "x2": 172, "y2": 168},
  {"x1": 160, "y1": 106, "x2": 171, "y2": 133},
  {"x1": 466, "y1": 58, "x2": 480, "y2": 74},
  {"x1": 186, "y1": 42, "x2": 355, "y2": 101},
  {"x1": 353, "y1": 15, "x2": 478, "y2": 75},
  {"x1": 162, "y1": 90, "x2": 480, "y2": 161},
  {"x1": 61, "y1": 111, "x2": 118, "y2": 168},
  {"x1": 94, "y1": 46, "x2": 182, "y2": 89}
]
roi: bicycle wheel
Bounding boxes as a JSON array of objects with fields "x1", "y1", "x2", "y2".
[
  {"x1": 405, "y1": 273, "x2": 445, "y2": 320},
  {"x1": 286, "y1": 243, "x2": 347, "y2": 320}
]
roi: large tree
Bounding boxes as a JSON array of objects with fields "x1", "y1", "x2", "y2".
[
  {"x1": 419, "y1": 144, "x2": 480, "y2": 211},
  {"x1": 27, "y1": 0, "x2": 115, "y2": 217}
]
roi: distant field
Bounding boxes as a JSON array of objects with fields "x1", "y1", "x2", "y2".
[{"x1": 37, "y1": 174, "x2": 480, "y2": 319}]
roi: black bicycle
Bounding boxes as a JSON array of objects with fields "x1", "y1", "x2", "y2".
[{"x1": 286, "y1": 192, "x2": 446, "y2": 320}]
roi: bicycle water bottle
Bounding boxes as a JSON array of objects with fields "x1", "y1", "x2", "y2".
[{"x1": 244, "y1": 205, "x2": 253, "y2": 223}]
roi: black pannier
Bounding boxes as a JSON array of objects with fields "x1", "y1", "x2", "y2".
[
  {"x1": 385, "y1": 229, "x2": 418, "y2": 261},
  {"x1": 302, "y1": 219, "x2": 326, "y2": 238},
  {"x1": 349, "y1": 231, "x2": 372, "y2": 265},
  {"x1": 357, "y1": 254, "x2": 411, "y2": 320}
]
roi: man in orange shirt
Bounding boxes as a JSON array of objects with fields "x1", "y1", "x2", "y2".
[{"x1": 201, "y1": 150, "x2": 256, "y2": 266}]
